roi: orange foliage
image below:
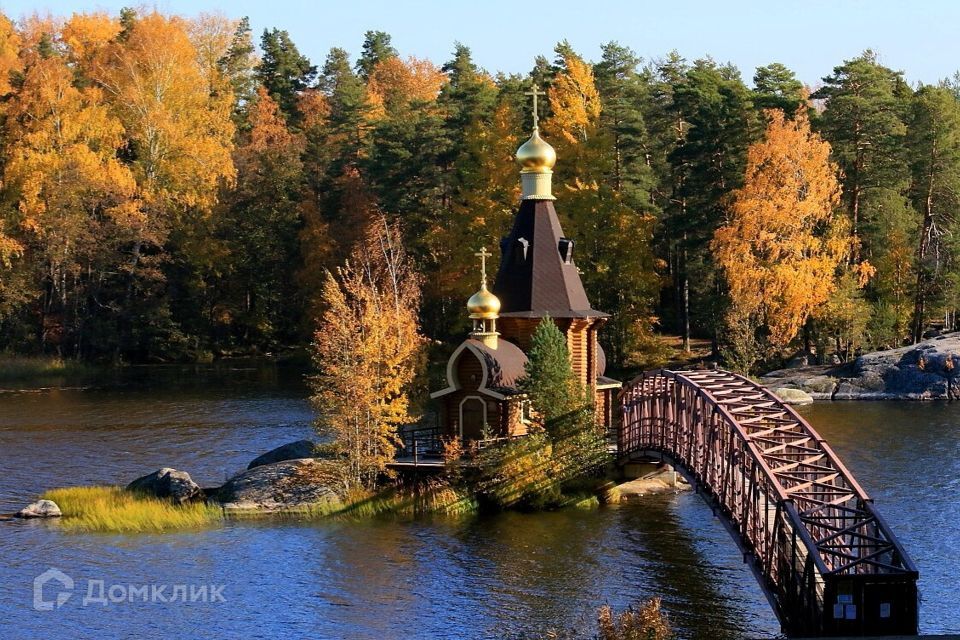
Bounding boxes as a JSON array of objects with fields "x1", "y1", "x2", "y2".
[
  {"x1": 91, "y1": 12, "x2": 235, "y2": 217},
  {"x1": 0, "y1": 13, "x2": 22, "y2": 96},
  {"x1": 61, "y1": 12, "x2": 119, "y2": 69},
  {"x1": 247, "y1": 86, "x2": 303, "y2": 153},
  {"x1": 366, "y1": 55, "x2": 446, "y2": 117},
  {"x1": 713, "y1": 109, "x2": 859, "y2": 348},
  {"x1": 546, "y1": 54, "x2": 601, "y2": 145},
  {"x1": 312, "y1": 213, "x2": 423, "y2": 486},
  {"x1": 298, "y1": 89, "x2": 331, "y2": 131}
]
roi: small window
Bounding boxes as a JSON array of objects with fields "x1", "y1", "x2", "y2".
[
  {"x1": 521, "y1": 399, "x2": 533, "y2": 423},
  {"x1": 558, "y1": 238, "x2": 574, "y2": 264}
]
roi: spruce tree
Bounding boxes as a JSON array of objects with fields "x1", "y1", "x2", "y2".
[{"x1": 518, "y1": 317, "x2": 589, "y2": 432}]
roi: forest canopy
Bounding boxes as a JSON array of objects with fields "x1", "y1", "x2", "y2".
[{"x1": 1, "y1": 9, "x2": 959, "y2": 375}]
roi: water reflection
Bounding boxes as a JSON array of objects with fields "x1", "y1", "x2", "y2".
[{"x1": 2, "y1": 366, "x2": 955, "y2": 638}]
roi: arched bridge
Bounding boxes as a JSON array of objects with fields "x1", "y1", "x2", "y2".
[{"x1": 619, "y1": 369, "x2": 919, "y2": 637}]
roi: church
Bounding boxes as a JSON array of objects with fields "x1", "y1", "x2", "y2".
[{"x1": 429, "y1": 87, "x2": 621, "y2": 442}]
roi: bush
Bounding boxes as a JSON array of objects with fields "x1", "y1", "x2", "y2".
[{"x1": 597, "y1": 597, "x2": 672, "y2": 640}]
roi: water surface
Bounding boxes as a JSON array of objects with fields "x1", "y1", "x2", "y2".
[{"x1": 0, "y1": 367, "x2": 955, "y2": 638}]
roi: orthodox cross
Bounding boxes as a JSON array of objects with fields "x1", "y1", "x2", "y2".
[
  {"x1": 525, "y1": 83, "x2": 545, "y2": 130},
  {"x1": 475, "y1": 247, "x2": 492, "y2": 287}
]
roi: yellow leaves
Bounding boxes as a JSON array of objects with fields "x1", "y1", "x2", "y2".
[
  {"x1": 0, "y1": 13, "x2": 21, "y2": 96},
  {"x1": 4, "y1": 52, "x2": 139, "y2": 244},
  {"x1": 714, "y1": 108, "x2": 851, "y2": 348},
  {"x1": 62, "y1": 12, "x2": 119, "y2": 68},
  {"x1": 93, "y1": 11, "x2": 235, "y2": 216},
  {"x1": 312, "y1": 213, "x2": 424, "y2": 485},
  {"x1": 546, "y1": 54, "x2": 601, "y2": 145},
  {"x1": 366, "y1": 55, "x2": 446, "y2": 117}
]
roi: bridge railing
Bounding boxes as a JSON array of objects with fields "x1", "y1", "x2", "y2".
[{"x1": 619, "y1": 369, "x2": 918, "y2": 637}]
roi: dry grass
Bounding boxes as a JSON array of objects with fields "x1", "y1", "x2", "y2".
[
  {"x1": 42, "y1": 486, "x2": 222, "y2": 533},
  {"x1": 0, "y1": 355, "x2": 94, "y2": 382},
  {"x1": 597, "y1": 597, "x2": 672, "y2": 640}
]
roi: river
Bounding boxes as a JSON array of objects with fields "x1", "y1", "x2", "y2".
[{"x1": 0, "y1": 365, "x2": 955, "y2": 639}]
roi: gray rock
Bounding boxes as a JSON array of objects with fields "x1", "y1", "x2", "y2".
[
  {"x1": 127, "y1": 468, "x2": 203, "y2": 504},
  {"x1": 17, "y1": 499, "x2": 61, "y2": 518},
  {"x1": 770, "y1": 387, "x2": 814, "y2": 405},
  {"x1": 219, "y1": 459, "x2": 348, "y2": 512},
  {"x1": 762, "y1": 333, "x2": 960, "y2": 400},
  {"x1": 248, "y1": 440, "x2": 318, "y2": 470}
]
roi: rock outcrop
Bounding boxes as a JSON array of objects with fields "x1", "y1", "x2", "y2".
[
  {"x1": 127, "y1": 468, "x2": 203, "y2": 504},
  {"x1": 762, "y1": 333, "x2": 960, "y2": 400},
  {"x1": 769, "y1": 387, "x2": 814, "y2": 405},
  {"x1": 247, "y1": 440, "x2": 318, "y2": 470},
  {"x1": 218, "y1": 459, "x2": 349, "y2": 512},
  {"x1": 16, "y1": 499, "x2": 62, "y2": 518}
]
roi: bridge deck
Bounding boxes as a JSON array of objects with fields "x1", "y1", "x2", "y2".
[{"x1": 620, "y1": 368, "x2": 918, "y2": 637}]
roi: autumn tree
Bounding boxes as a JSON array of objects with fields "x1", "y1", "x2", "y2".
[
  {"x1": 91, "y1": 11, "x2": 235, "y2": 357},
  {"x1": 3, "y1": 47, "x2": 138, "y2": 353},
  {"x1": 311, "y1": 214, "x2": 423, "y2": 487},
  {"x1": 712, "y1": 109, "x2": 858, "y2": 372}
]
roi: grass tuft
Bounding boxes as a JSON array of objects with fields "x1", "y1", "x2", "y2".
[
  {"x1": 42, "y1": 486, "x2": 222, "y2": 533},
  {"x1": 0, "y1": 355, "x2": 95, "y2": 382}
]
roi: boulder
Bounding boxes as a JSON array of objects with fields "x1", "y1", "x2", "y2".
[
  {"x1": 762, "y1": 333, "x2": 960, "y2": 400},
  {"x1": 770, "y1": 387, "x2": 814, "y2": 405},
  {"x1": 17, "y1": 499, "x2": 62, "y2": 518},
  {"x1": 127, "y1": 468, "x2": 203, "y2": 504},
  {"x1": 248, "y1": 440, "x2": 318, "y2": 470},
  {"x1": 218, "y1": 459, "x2": 348, "y2": 512}
]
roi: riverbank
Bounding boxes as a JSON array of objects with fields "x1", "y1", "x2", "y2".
[
  {"x1": 0, "y1": 355, "x2": 97, "y2": 384},
  {"x1": 762, "y1": 333, "x2": 960, "y2": 400}
]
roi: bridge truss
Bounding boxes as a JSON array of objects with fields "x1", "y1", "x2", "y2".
[{"x1": 619, "y1": 369, "x2": 918, "y2": 637}]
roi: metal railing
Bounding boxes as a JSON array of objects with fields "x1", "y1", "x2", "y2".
[{"x1": 619, "y1": 368, "x2": 918, "y2": 637}]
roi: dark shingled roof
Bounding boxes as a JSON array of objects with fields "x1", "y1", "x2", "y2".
[
  {"x1": 493, "y1": 199, "x2": 607, "y2": 318},
  {"x1": 464, "y1": 338, "x2": 527, "y2": 390}
]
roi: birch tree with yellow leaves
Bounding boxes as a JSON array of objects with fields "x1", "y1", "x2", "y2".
[
  {"x1": 312, "y1": 213, "x2": 423, "y2": 487},
  {"x1": 712, "y1": 109, "x2": 870, "y2": 372}
]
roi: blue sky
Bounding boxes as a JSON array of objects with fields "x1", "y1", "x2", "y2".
[{"x1": 0, "y1": 0, "x2": 956, "y2": 87}]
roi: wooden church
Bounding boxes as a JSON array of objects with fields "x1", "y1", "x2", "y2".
[{"x1": 430, "y1": 87, "x2": 621, "y2": 441}]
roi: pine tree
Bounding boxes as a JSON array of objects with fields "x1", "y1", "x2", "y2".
[
  {"x1": 753, "y1": 62, "x2": 804, "y2": 114},
  {"x1": 906, "y1": 85, "x2": 960, "y2": 341},
  {"x1": 663, "y1": 59, "x2": 758, "y2": 352},
  {"x1": 356, "y1": 30, "x2": 397, "y2": 79},
  {"x1": 217, "y1": 17, "x2": 258, "y2": 126},
  {"x1": 812, "y1": 51, "x2": 910, "y2": 264},
  {"x1": 257, "y1": 28, "x2": 316, "y2": 123}
]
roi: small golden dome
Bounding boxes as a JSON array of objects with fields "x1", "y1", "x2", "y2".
[
  {"x1": 467, "y1": 284, "x2": 501, "y2": 320},
  {"x1": 515, "y1": 128, "x2": 556, "y2": 172}
]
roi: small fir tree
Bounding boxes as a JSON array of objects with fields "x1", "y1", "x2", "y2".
[{"x1": 518, "y1": 317, "x2": 586, "y2": 430}]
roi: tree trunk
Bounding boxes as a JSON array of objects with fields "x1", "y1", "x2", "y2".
[{"x1": 912, "y1": 162, "x2": 937, "y2": 344}]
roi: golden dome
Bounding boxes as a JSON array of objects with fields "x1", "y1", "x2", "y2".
[
  {"x1": 515, "y1": 128, "x2": 556, "y2": 172},
  {"x1": 467, "y1": 284, "x2": 501, "y2": 320}
]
